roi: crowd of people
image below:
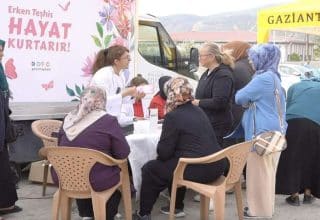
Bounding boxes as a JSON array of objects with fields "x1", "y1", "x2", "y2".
[{"x1": 1, "y1": 40, "x2": 320, "y2": 220}]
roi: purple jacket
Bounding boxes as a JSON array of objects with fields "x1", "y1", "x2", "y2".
[{"x1": 52, "y1": 114, "x2": 130, "y2": 191}]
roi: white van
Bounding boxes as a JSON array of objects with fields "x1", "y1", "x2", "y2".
[{"x1": 1, "y1": 2, "x2": 198, "y2": 162}]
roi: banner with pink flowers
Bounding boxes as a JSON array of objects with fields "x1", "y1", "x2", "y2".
[{"x1": 0, "y1": 0, "x2": 135, "y2": 102}]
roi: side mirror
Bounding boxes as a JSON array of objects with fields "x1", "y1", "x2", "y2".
[{"x1": 189, "y1": 47, "x2": 199, "y2": 73}]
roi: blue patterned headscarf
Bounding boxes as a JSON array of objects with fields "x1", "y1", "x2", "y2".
[{"x1": 248, "y1": 44, "x2": 281, "y2": 79}]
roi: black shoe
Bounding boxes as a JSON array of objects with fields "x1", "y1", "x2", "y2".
[
  {"x1": 286, "y1": 195, "x2": 300, "y2": 206},
  {"x1": 160, "y1": 206, "x2": 186, "y2": 218},
  {"x1": 303, "y1": 194, "x2": 315, "y2": 204},
  {"x1": 0, "y1": 205, "x2": 23, "y2": 215},
  {"x1": 132, "y1": 211, "x2": 151, "y2": 220}
]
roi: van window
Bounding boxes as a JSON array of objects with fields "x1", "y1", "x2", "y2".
[
  {"x1": 158, "y1": 27, "x2": 177, "y2": 70},
  {"x1": 138, "y1": 25, "x2": 162, "y2": 66},
  {"x1": 138, "y1": 24, "x2": 177, "y2": 71}
]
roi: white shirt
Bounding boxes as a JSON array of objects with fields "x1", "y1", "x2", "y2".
[{"x1": 90, "y1": 66, "x2": 134, "y2": 127}]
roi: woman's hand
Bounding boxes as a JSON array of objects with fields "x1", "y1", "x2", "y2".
[
  {"x1": 192, "y1": 99, "x2": 200, "y2": 106},
  {"x1": 135, "y1": 91, "x2": 146, "y2": 100}
]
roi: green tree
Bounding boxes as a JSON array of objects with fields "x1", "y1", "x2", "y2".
[
  {"x1": 289, "y1": 53, "x2": 301, "y2": 61},
  {"x1": 314, "y1": 36, "x2": 320, "y2": 60}
]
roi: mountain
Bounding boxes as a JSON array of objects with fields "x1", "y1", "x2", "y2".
[{"x1": 159, "y1": 8, "x2": 260, "y2": 33}]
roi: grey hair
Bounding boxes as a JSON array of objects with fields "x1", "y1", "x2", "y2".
[{"x1": 202, "y1": 42, "x2": 235, "y2": 69}]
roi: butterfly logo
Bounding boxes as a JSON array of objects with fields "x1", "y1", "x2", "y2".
[
  {"x1": 42, "y1": 80, "x2": 54, "y2": 91},
  {"x1": 5, "y1": 58, "x2": 18, "y2": 79},
  {"x1": 58, "y1": 1, "x2": 71, "y2": 11}
]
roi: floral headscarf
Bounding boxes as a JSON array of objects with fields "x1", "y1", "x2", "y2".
[
  {"x1": 248, "y1": 43, "x2": 281, "y2": 78},
  {"x1": 63, "y1": 86, "x2": 106, "y2": 136},
  {"x1": 165, "y1": 77, "x2": 194, "y2": 113}
]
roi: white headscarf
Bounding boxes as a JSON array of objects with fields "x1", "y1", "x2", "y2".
[{"x1": 63, "y1": 86, "x2": 107, "y2": 141}]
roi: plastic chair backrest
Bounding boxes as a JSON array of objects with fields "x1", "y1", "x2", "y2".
[
  {"x1": 31, "y1": 120, "x2": 62, "y2": 146},
  {"x1": 40, "y1": 147, "x2": 123, "y2": 193},
  {"x1": 224, "y1": 141, "x2": 252, "y2": 185}
]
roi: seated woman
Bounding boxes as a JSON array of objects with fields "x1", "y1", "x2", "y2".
[
  {"x1": 129, "y1": 74, "x2": 148, "y2": 118},
  {"x1": 133, "y1": 77, "x2": 226, "y2": 220},
  {"x1": 53, "y1": 86, "x2": 130, "y2": 220},
  {"x1": 149, "y1": 76, "x2": 171, "y2": 120}
]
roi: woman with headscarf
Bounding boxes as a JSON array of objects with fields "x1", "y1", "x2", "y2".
[
  {"x1": 53, "y1": 86, "x2": 130, "y2": 220},
  {"x1": 193, "y1": 42, "x2": 235, "y2": 146},
  {"x1": 149, "y1": 76, "x2": 172, "y2": 119},
  {"x1": 276, "y1": 77, "x2": 320, "y2": 206},
  {"x1": 0, "y1": 39, "x2": 22, "y2": 216},
  {"x1": 133, "y1": 77, "x2": 226, "y2": 220},
  {"x1": 235, "y1": 44, "x2": 287, "y2": 218},
  {"x1": 222, "y1": 41, "x2": 254, "y2": 132}
]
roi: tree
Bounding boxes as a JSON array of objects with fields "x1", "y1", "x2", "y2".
[{"x1": 314, "y1": 36, "x2": 320, "y2": 60}]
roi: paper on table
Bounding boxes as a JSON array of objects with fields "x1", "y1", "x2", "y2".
[{"x1": 137, "y1": 85, "x2": 154, "y2": 94}]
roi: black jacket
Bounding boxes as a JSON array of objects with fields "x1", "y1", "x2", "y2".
[
  {"x1": 195, "y1": 64, "x2": 234, "y2": 135},
  {"x1": 231, "y1": 58, "x2": 253, "y2": 130},
  {"x1": 156, "y1": 102, "x2": 222, "y2": 161}
]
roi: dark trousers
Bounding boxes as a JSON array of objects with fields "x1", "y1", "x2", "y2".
[
  {"x1": 76, "y1": 190, "x2": 121, "y2": 220},
  {"x1": 139, "y1": 158, "x2": 226, "y2": 216},
  {"x1": 0, "y1": 146, "x2": 18, "y2": 208}
]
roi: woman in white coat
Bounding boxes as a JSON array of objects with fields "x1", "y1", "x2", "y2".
[{"x1": 90, "y1": 45, "x2": 141, "y2": 131}]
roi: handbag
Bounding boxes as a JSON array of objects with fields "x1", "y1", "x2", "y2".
[{"x1": 252, "y1": 76, "x2": 287, "y2": 156}]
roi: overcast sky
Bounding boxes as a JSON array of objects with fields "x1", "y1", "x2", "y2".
[{"x1": 138, "y1": 0, "x2": 294, "y2": 16}]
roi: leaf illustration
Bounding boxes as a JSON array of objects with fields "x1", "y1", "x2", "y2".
[
  {"x1": 75, "y1": 84, "x2": 82, "y2": 96},
  {"x1": 66, "y1": 85, "x2": 75, "y2": 96},
  {"x1": 92, "y1": 35, "x2": 102, "y2": 47},
  {"x1": 71, "y1": 98, "x2": 79, "y2": 102},
  {"x1": 104, "y1": 35, "x2": 112, "y2": 48},
  {"x1": 96, "y1": 22, "x2": 104, "y2": 38}
]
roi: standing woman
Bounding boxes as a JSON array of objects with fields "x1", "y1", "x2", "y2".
[
  {"x1": 0, "y1": 39, "x2": 21, "y2": 215},
  {"x1": 90, "y1": 45, "x2": 138, "y2": 128},
  {"x1": 222, "y1": 41, "x2": 254, "y2": 132},
  {"x1": 235, "y1": 44, "x2": 287, "y2": 218},
  {"x1": 192, "y1": 42, "x2": 235, "y2": 146},
  {"x1": 276, "y1": 78, "x2": 320, "y2": 205}
]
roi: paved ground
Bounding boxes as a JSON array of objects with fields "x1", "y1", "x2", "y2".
[{"x1": 2, "y1": 175, "x2": 320, "y2": 220}]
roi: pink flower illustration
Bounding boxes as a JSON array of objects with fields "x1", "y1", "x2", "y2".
[
  {"x1": 4, "y1": 58, "x2": 17, "y2": 79},
  {"x1": 115, "y1": 15, "x2": 131, "y2": 38},
  {"x1": 110, "y1": 37, "x2": 128, "y2": 47},
  {"x1": 110, "y1": 0, "x2": 131, "y2": 15},
  {"x1": 81, "y1": 54, "x2": 96, "y2": 77}
]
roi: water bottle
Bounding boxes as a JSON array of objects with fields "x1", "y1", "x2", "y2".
[{"x1": 149, "y1": 108, "x2": 158, "y2": 131}]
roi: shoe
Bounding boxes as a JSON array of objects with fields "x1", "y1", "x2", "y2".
[
  {"x1": 226, "y1": 189, "x2": 234, "y2": 194},
  {"x1": 0, "y1": 205, "x2": 23, "y2": 215},
  {"x1": 303, "y1": 194, "x2": 315, "y2": 204},
  {"x1": 244, "y1": 208, "x2": 271, "y2": 219},
  {"x1": 286, "y1": 195, "x2": 300, "y2": 206},
  {"x1": 193, "y1": 194, "x2": 200, "y2": 202},
  {"x1": 132, "y1": 211, "x2": 151, "y2": 220},
  {"x1": 160, "y1": 206, "x2": 186, "y2": 218}
]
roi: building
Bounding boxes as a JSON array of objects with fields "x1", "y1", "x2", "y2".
[{"x1": 170, "y1": 31, "x2": 316, "y2": 62}]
